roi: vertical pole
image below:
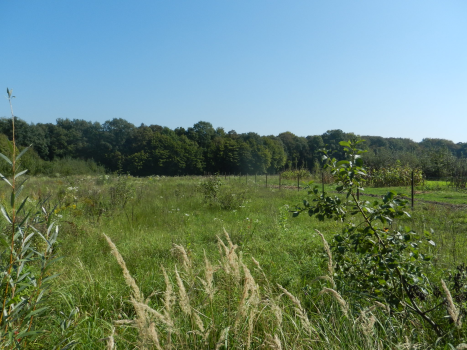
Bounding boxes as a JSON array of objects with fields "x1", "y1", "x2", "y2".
[
  {"x1": 411, "y1": 170, "x2": 414, "y2": 209},
  {"x1": 297, "y1": 174, "x2": 300, "y2": 191},
  {"x1": 322, "y1": 171, "x2": 324, "y2": 194},
  {"x1": 266, "y1": 173, "x2": 268, "y2": 188}
]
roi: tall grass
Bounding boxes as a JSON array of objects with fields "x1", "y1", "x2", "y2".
[{"x1": 0, "y1": 174, "x2": 464, "y2": 348}]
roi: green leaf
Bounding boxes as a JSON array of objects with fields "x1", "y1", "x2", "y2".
[
  {"x1": 0, "y1": 172, "x2": 12, "y2": 187},
  {"x1": 336, "y1": 160, "x2": 350, "y2": 167},
  {"x1": 14, "y1": 168, "x2": 28, "y2": 179},
  {"x1": 0, "y1": 205, "x2": 12, "y2": 223},
  {"x1": 339, "y1": 141, "x2": 350, "y2": 147},
  {"x1": 0, "y1": 152, "x2": 12, "y2": 165},
  {"x1": 15, "y1": 145, "x2": 31, "y2": 162},
  {"x1": 378, "y1": 279, "x2": 387, "y2": 285}
]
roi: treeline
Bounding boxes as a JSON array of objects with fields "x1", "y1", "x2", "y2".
[{"x1": 1, "y1": 117, "x2": 466, "y2": 178}]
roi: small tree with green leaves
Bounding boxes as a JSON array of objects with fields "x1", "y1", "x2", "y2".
[
  {"x1": 0, "y1": 88, "x2": 62, "y2": 348},
  {"x1": 294, "y1": 139, "x2": 464, "y2": 339}
]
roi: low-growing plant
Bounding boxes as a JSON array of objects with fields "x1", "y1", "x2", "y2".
[{"x1": 293, "y1": 139, "x2": 465, "y2": 341}]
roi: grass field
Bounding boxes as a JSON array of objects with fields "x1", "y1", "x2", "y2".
[{"x1": 2, "y1": 175, "x2": 467, "y2": 349}]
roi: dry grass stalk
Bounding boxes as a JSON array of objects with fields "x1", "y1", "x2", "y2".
[
  {"x1": 356, "y1": 309, "x2": 376, "y2": 337},
  {"x1": 217, "y1": 230, "x2": 241, "y2": 283},
  {"x1": 198, "y1": 250, "x2": 217, "y2": 301},
  {"x1": 103, "y1": 233, "x2": 143, "y2": 302},
  {"x1": 215, "y1": 327, "x2": 230, "y2": 350},
  {"x1": 319, "y1": 288, "x2": 348, "y2": 316},
  {"x1": 134, "y1": 302, "x2": 175, "y2": 331},
  {"x1": 162, "y1": 266, "x2": 175, "y2": 326},
  {"x1": 104, "y1": 233, "x2": 160, "y2": 347},
  {"x1": 172, "y1": 243, "x2": 192, "y2": 274},
  {"x1": 105, "y1": 327, "x2": 115, "y2": 350},
  {"x1": 277, "y1": 284, "x2": 314, "y2": 335},
  {"x1": 235, "y1": 262, "x2": 260, "y2": 348},
  {"x1": 316, "y1": 230, "x2": 336, "y2": 288},
  {"x1": 147, "y1": 322, "x2": 163, "y2": 350},
  {"x1": 264, "y1": 333, "x2": 282, "y2": 350},
  {"x1": 441, "y1": 279, "x2": 462, "y2": 328},
  {"x1": 192, "y1": 309, "x2": 205, "y2": 333},
  {"x1": 269, "y1": 297, "x2": 283, "y2": 329},
  {"x1": 373, "y1": 301, "x2": 390, "y2": 313},
  {"x1": 175, "y1": 266, "x2": 191, "y2": 315},
  {"x1": 311, "y1": 275, "x2": 335, "y2": 288},
  {"x1": 113, "y1": 319, "x2": 136, "y2": 326}
]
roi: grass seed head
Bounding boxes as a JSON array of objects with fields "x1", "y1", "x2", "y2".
[
  {"x1": 319, "y1": 288, "x2": 348, "y2": 316},
  {"x1": 441, "y1": 279, "x2": 462, "y2": 328}
]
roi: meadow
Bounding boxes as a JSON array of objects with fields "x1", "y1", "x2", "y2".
[{"x1": 2, "y1": 173, "x2": 466, "y2": 349}]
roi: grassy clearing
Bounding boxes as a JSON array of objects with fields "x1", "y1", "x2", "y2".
[{"x1": 2, "y1": 175, "x2": 466, "y2": 348}]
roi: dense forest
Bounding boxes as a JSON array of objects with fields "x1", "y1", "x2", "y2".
[{"x1": 1, "y1": 117, "x2": 467, "y2": 178}]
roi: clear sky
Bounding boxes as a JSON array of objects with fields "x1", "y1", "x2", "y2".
[{"x1": 2, "y1": 1, "x2": 466, "y2": 142}]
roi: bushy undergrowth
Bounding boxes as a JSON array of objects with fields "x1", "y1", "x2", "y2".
[
  {"x1": 367, "y1": 164, "x2": 423, "y2": 187},
  {"x1": 199, "y1": 176, "x2": 247, "y2": 210},
  {"x1": 280, "y1": 168, "x2": 312, "y2": 180},
  {"x1": 294, "y1": 139, "x2": 467, "y2": 347}
]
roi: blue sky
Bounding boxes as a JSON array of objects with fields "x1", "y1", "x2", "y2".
[{"x1": 2, "y1": 1, "x2": 466, "y2": 142}]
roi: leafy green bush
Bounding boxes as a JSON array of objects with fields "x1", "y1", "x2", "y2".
[
  {"x1": 294, "y1": 139, "x2": 465, "y2": 342},
  {"x1": 0, "y1": 89, "x2": 72, "y2": 348},
  {"x1": 199, "y1": 176, "x2": 247, "y2": 210}
]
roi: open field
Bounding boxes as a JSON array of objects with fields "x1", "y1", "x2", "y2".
[{"x1": 2, "y1": 174, "x2": 467, "y2": 349}]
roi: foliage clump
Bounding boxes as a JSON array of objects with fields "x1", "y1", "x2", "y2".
[
  {"x1": 294, "y1": 139, "x2": 466, "y2": 342},
  {"x1": 367, "y1": 163, "x2": 423, "y2": 187},
  {"x1": 199, "y1": 176, "x2": 247, "y2": 210},
  {"x1": 0, "y1": 89, "x2": 73, "y2": 348}
]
